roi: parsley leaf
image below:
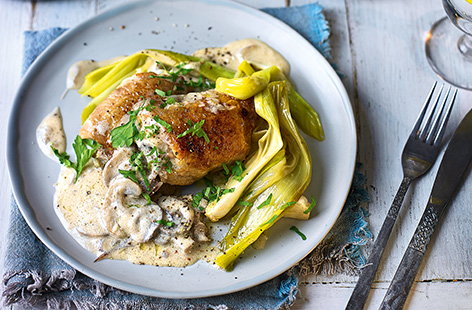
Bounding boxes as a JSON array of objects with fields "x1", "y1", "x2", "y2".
[
  {"x1": 231, "y1": 160, "x2": 245, "y2": 181},
  {"x1": 290, "y1": 226, "x2": 307, "y2": 240},
  {"x1": 256, "y1": 193, "x2": 273, "y2": 209},
  {"x1": 52, "y1": 136, "x2": 100, "y2": 182},
  {"x1": 154, "y1": 116, "x2": 173, "y2": 132},
  {"x1": 142, "y1": 192, "x2": 152, "y2": 205},
  {"x1": 110, "y1": 119, "x2": 139, "y2": 148},
  {"x1": 304, "y1": 197, "x2": 317, "y2": 214},
  {"x1": 51, "y1": 147, "x2": 73, "y2": 168},
  {"x1": 260, "y1": 214, "x2": 279, "y2": 227},
  {"x1": 119, "y1": 169, "x2": 139, "y2": 183},
  {"x1": 237, "y1": 201, "x2": 253, "y2": 207},
  {"x1": 177, "y1": 120, "x2": 210, "y2": 143},
  {"x1": 281, "y1": 201, "x2": 297, "y2": 210},
  {"x1": 156, "y1": 219, "x2": 174, "y2": 227},
  {"x1": 155, "y1": 89, "x2": 166, "y2": 97}
]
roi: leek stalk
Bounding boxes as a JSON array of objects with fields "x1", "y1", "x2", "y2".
[
  {"x1": 142, "y1": 49, "x2": 235, "y2": 81},
  {"x1": 215, "y1": 67, "x2": 273, "y2": 100},
  {"x1": 80, "y1": 57, "x2": 153, "y2": 122},
  {"x1": 81, "y1": 53, "x2": 147, "y2": 98},
  {"x1": 215, "y1": 81, "x2": 312, "y2": 270}
]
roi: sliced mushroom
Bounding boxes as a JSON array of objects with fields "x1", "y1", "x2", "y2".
[
  {"x1": 102, "y1": 147, "x2": 134, "y2": 186},
  {"x1": 102, "y1": 177, "x2": 163, "y2": 243}
]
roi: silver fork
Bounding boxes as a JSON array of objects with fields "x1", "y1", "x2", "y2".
[{"x1": 345, "y1": 82, "x2": 457, "y2": 310}]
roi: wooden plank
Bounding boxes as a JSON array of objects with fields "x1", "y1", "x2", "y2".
[
  {"x1": 344, "y1": 0, "x2": 472, "y2": 282},
  {"x1": 293, "y1": 281, "x2": 472, "y2": 310},
  {"x1": 31, "y1": 0, "x2": 95, "y2": 30}
]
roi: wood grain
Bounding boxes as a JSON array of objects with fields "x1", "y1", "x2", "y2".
[{"x1": 0, "y1": 0, "x2": 471, "y2": 309}]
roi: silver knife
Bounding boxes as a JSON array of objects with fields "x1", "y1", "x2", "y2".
[{"x1": 379, "y1": 108, "x2": 472, "y2": 310}]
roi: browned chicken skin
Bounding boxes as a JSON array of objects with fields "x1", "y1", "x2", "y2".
[
  {"x1": 80, "y1": 73, "x2": 174, "y2": 146},
  {"x1": 80, "y1": 72, "x2": 257, "y2": 185},
  {"x1": 137, "y1": 91, "x2": 256, "y2": 185}
]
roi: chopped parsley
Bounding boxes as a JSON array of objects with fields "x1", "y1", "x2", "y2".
[
  {"x1": 119, "y1": 169, "x2": 139, "y2": 184},
  {"x1": 191, "y1": 179, "x2": 235, "y2": 210},
  {"x1": 290, "y1": 226, "x2": 307, "y2": 240},
  {"x1": 256, "y1": 193, "x2": 273, "y2": 209},
  {"x1": 222, "y1": 163, "x2": 230, "y2": 176},
  {"x1": 192, "y1": 192, "x2": 205, "y2": 210},
  {"x1": 177, "y1": 119, "x2": 210, "y2": 143},
  {"x1": 231, "y1": 161, "x2": 245, "y2": 181},
  {"x1": 52, "y1": 136, "x2": 100, "y2": 182},
  {"x1": 165, "y1": 96, "x2": 176, "y2": 105},
  {"x1": 128, "y1": 152, "x2": 151, "y2": 191},
  {"x1": 142, "y1": 192, "x2": 152, "y2": 205},
  {"x1": 156, "y1": 219, "x2": 174, "y2": 227},
  {"x1": 155, "y1": 89, "x2": 166, "y2": 97},
  {"x1": 237, "y1": 201, "x2": 253, "y2": 207},
  {"x1": 261, "y1": 215, "x2": 279, "y2": 227},
  {"x1": 281, "y1": 201, "x2": 297, "y2": 210},
  {"x1": 154, "y1": 115, "x2": 173, "y2": 132},
  {"x1": 143, "y1": 124, "x2": 160, "y2": 138},
  {"x1": 304, "y1": 197, "x2": 317, "y2": 214},
  {"x1": 163, "y1": 159, "x2": 173, "y2": 174}
]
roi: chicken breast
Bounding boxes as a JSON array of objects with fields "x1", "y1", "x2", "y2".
[
  {"x1": 80, "y1": 73, "x2": 174, "y2": 146},
  {"x1": 136, "y1": 90, "x2": 256, "y2": 185},
  {"x1": 80, "y1": 73, "x2": 257, "y2": 186}
]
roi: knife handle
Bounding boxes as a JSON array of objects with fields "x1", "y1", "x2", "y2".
[{"x1": 380, "y1": 201, "x2": 442, "y2": 310}]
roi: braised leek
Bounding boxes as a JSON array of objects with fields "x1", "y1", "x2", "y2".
[{"x1": 215, "y1": 81, "x2": 312, "y2": 270}]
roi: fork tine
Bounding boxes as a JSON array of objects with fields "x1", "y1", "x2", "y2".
[
  {"x1": 430, "y1": 88, "x2": 457, "y2": 145},
  {"x1": 418, "y1": 83, "x2": 444, "y2": 140},
  {"x1": 425, "y1": 86, "x2": 452, "y2": 144},
  {"x1": 412, "y1": 81, "x2": 438, "y2": 135}
]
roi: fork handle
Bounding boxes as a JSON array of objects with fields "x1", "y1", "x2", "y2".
[{"x1": 345, "y1": 176, "x2": 412, "y2": 310}]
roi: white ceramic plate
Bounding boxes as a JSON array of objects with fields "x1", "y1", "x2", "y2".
[{"x1": 7, "y1": 0, "x2": 356, "y2": 298}]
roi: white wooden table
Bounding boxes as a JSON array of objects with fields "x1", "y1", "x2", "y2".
[{"x1": 1, "y1": 1, "x2": 471, "y2": 309}]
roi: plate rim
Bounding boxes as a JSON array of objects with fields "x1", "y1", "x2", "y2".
[{"x1": 7, "y1": 0, "x2": 357, "y2": 299}]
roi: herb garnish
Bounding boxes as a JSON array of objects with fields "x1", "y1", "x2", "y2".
[
  {"x1": 191, "y1": 179, "x2": 235, "y2": 210},
  {"x1": 129, "y1": 151, "x2": 151, "y2": 191},
  {"x1": 231, "y1": 161, "x2": 245, "y2": 181},
  {"x1": 142, "y1": 192, "x2": 152, "y2": 205},
  {"x1": 154, "y1": 116, "x2": 173, "y2": 132},
  {"x1": 261, "y1": 215, "x2": 279, "y2": 227},
  {"x1": 222, "y1": 163, "x2": 230, "y2": 176},
  {"x1": 281, "y1": 201, "x2": 297, "y2": 210},
  {"x1": 289, "y1": 226, "x2": 307, "y2": 240},
  {"x1": 52, "y1": 136, "x2": 100, "y2": 182},
  {"x1": 304, "y1": 197, "x2": 317, "y2": 214},
  {"x1": 256, "y1": 193, "x2": 273, "y2": 209},
  {"x1": 119, "y1": 169, "x2": 139, "y2": 184},
  {"x1": 156, "y1": 219, "x2": 174, "y2": 227},
  {"x1": 155, "y1": 89, "x2": 166, "y2": 97},
  {"x1": 237, "y1": 201, "x2": 253, "y2": 207},
  {"x1": 177, "y1": 119, "x2": 209, "y2": 143},
  {"x1": 110, "y1": 107, "x2": 146, "y2": 148}
]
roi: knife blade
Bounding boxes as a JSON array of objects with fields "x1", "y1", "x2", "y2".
[{"x1": 380, "y1": 108, "x2": 472, "y2": 310}]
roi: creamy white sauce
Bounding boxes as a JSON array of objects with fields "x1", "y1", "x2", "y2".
[
  {"x1": 36, "y1": 107, "x2": 66, "y2": 161},
  {"x1": 66, "y1": 56, "x2": 125, "y2": 90},
  {"x1": 54, "y1": 159, "x2": 217, "y2": 267},
  {"x1": 193, "y1": 38, "x2": 290, "y2": 75}
]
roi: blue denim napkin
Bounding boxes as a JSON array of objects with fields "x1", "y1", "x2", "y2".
[{"x1": 2, "y1": 3, "x2": 371, "y2": 310}]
